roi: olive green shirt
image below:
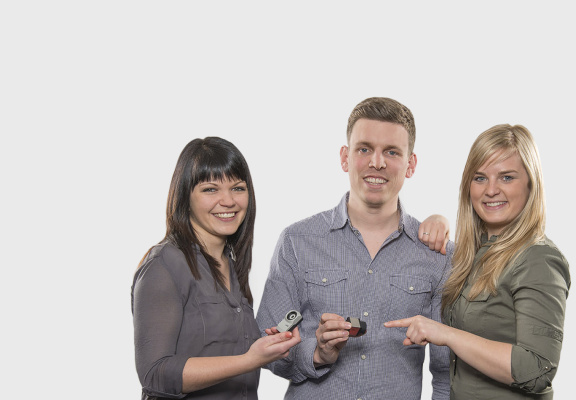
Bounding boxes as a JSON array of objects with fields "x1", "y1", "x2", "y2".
[{"x1": 445, "y1": 236, "x2": 570, "y2": 399}]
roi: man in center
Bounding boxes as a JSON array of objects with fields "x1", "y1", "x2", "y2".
[{"x1": 256, "y1": 97, "x2": 451, "y2": 399}]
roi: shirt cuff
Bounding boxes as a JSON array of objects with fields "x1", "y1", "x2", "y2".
[
  {"x1": 294, "y1": 337, "x2": 331, "y2": 380},
  {"x1": 510, "y1": 345, "x2": 554, "y2": 393}
]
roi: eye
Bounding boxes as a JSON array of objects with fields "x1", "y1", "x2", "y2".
[
  {"x1": 232, "y1": 185, "x2": 247, "y2": 192},
  {"x1": 387, "y1": 150, "x2": 398, "y2": 156},
  {"x1": 202, "y1": 187, "x2": 217, "y2": 193},
  {"x1": 359, "y1": 148, "x2": 369, "y2": 154},
  {"x1": 502, "y1": 175, "x2": 514, "y2": 182},
  {"x1": 473, "y1": 176, "x2": 486, "y2": 183}
]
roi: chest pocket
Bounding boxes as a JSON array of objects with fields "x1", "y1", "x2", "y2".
[
  {"x1": 388, "y1": 274, "x2": 432, "y2": 321},
  {"x1": 455, "y1": 289, "x2": 491, "y2": 336},
  {"x1": 197, "y1": 294, "x2": 241, "y2": 345},
  {"x1": 304, "y1": 269, "x2": 349, "y2": 317},
  {"x1": 241, "y1": 297, "x2": 262, "y2": 342}
]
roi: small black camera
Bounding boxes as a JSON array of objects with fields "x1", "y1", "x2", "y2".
[{"x1": 277, "y1": 310, "x2": 303, "y2": 332}]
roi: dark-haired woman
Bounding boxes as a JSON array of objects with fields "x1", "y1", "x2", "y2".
[{"x1": 132, "y1": 137, "x2": 300, "y2": 400}]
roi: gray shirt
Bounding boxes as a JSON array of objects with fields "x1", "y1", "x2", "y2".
[
  {"x1": 446, "y1": 235, "x2": 570, "y2": 399},
  {"x1": 256, "y1": 193, "x2": 452, "y2": 400},
  {"x1": 132, "y1": 242, "x2": 261, "y2": 400}
]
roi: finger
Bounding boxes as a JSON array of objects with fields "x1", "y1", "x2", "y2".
[
  {"x1": 384, "y1": 317, "x2": 413, "y2": 328},
  {"x1": 324, "y1": 335, "x2": 349, "y2": 348},
  {"x1": 321, "y1": 319, "x2": 352, "y2": 332},
  {"x1": 291, "y1": 326, "x2": 301, "y2": 342},
  {"x1": 318, "y1": 330, "x2": 349, "y2": 349},
  {"x1": 435, "y1": 230, "x2": 447, "y2": 252},
  {"x1": 320, "y1": 313, "x2": 345, "y2": 324},
  {"x1": 265, "y1": 326, "x2": 280, "y2": 335},
  {"x1": 402, "y1": 337, "x2": 428, "y2": 346},
  {"x1": 427, "y1": 230, "x2": 439, "y2": 251},
  {"x1": 441, "y1": 235, "x2": 449, "y2": 255},
  {"x1": 265, "y1": 331, "x2": 293, "y2": 345},
  {"x1": 419, "y1": 227, "x2": 430, "y2": 244}
]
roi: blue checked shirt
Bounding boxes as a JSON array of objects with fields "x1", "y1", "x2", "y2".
[{"x1": 256, "y1": 193, "x2": 452, "y2": 400}]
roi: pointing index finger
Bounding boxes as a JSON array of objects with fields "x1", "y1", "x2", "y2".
[{"x1": 384, "y1": 317, "x2": 414, "y2": 328}]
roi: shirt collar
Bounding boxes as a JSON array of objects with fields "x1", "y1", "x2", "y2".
[
  {"x1": 480, "y1": 233, "x2": 499, "y2": 246},
  {"x1": 330, "y1": 192, "x2": 418, "y2": 243}
]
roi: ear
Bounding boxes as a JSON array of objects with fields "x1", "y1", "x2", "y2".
[
  {"x1": 340, "y1": 145, "x2": 349, "y2": 172},
  {"x1": 405, "y1": 153, "x2": 417, "y2": 178}
]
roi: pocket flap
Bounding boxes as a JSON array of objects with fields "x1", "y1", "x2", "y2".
[
  {"x1": 304, "y1": 269, "x2": 349, "y2": 286},
  {"x1": 390, "y1": 274, "x2": 431, "y2": 294}
]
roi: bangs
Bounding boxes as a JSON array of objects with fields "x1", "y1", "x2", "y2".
[
  {"x1": 191, "y1": 147, "x2": 247, "y2": 185},
  {"x1": 483, "y1": 146, "x2": 518, "y2": 168}
]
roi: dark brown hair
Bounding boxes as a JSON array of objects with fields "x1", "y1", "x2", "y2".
[{"x1": 147, "y1": 137, "x2": 256, "y2": 303}]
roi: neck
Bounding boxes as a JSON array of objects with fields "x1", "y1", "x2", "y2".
[
  {"x1": 197, "y1": 234, "x2": 227, "y2": 262},
  {"x1": 347, "y1": 193, "x2": 400, "y2": 232}
]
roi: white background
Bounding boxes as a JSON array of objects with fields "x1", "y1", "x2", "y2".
[{"x1": 1, "y1": 1, "x2": 574, "y2": 399}]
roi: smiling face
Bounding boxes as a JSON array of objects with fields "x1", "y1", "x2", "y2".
[
  {"x1": 470, "y1": 151, "x2": 530, "y2": 237},
  {"x1": 341, "y1": 118, "x2": 416, "y2": 210},
  {"x1": 189, "y1": 177, "x2": 249, "y2": 245}
]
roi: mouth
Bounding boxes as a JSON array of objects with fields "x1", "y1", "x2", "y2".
[
  {"x1": 484, "y1": 201, "x2": 507, "y2": 208},
  {"x1": 364, "y1": 176, "x2": 387, "y2": 185},
  {"x1": 213, "y1": 212, "x2": 237, "y2": 219}
]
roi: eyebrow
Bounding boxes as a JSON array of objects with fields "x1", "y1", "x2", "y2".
[
  {"x1": 354, "y1": 141, "x2": 373, "y2": 148},
  {"x1": 198, "y1": 179, "x2": 246, "y2": 186},
  {"x1": 354, "y1": 141, "x2": 402, "y2": 152},
  {"x1": 474, "y1": 169, "x2": 519, "y2": 175}
]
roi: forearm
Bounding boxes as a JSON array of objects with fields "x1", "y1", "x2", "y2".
[
  {"x1": 182, "y1": 354, "x2": 257, "y2": 393},
  {"x1": 446, "y1": 327, "x2": 513, "y2": 385}
]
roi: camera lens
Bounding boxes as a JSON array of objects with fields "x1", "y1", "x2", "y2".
[{"x1": 287, "y1": 311, "x2": 297, "y2": 320}]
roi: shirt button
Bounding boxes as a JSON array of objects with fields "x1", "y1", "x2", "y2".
[
  {"x1": 363, "y1": 311, "x2": 369, "y2": 316},
  {"x1": 236, "y1": 307, "x2": 242, "y2": 313},
  {"x1": 361, "y1": 355, "x2": 366, "y2": 360},
  {"x1": 409, "y1": 286, "x2": 414, "y2": 291},
  {"x1": 368, "y1": 269, "x2": 373, "y2": 274},
  {"x1": 322, "y1": 278, "x2": 327, "y2": 283}
]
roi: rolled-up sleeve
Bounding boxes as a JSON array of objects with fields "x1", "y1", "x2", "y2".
[
  {"x1": 132, "y1": 261, "x2": 189, "y2": 399},
  {"x1": 510, "y1": 245, "x2": 570, "y2": 393}
]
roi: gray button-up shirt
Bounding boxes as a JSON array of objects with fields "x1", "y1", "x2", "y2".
[
  {"x1": 132, "y1": 242, "x2": 261, "y2": 399},
  {"x1": 256, "y1": 193, "x2": 452, "y2": 400}
]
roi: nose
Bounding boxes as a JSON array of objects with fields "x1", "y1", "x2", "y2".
[
  {"x1": 219, "y1": 190, "x2": 236, "y2": 207},
  {"x1": 485, "y1": 180, "x2": 500, "y2": 197},
  {"x1": 369, "y1": 152, "x2": 386, "y2": 169}
]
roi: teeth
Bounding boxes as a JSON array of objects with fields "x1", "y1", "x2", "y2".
[
  {"x1": 365, "y1": 177, "x2": 385, "y2": 184},
  {"x1": 214, "y1": 212, "x2": 236, "y2": 218},
  {"x1": 486, "y1": 202, "x2": 506, "y2": 207}
]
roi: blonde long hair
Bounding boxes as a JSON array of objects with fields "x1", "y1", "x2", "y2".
[{"x1": 442, "y1": 124, "x2": 546, "y2": 310}]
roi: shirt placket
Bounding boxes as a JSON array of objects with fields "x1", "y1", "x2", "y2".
[{"x1": 348, "y1": 226, "x2": 383, "y2": 400}]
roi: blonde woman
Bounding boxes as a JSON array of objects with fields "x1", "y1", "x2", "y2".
[{"x1": 386, "y1": 124, "x2": 570, "y2": 399}]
